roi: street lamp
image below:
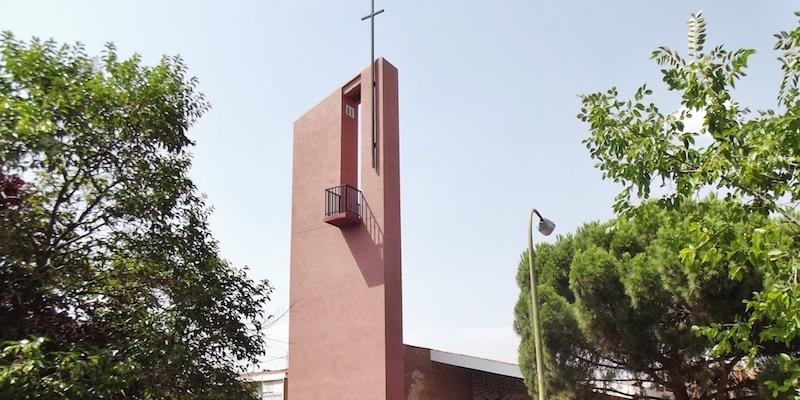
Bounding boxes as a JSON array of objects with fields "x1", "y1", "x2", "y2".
[{"x1": 528, "y1": 208, "x2": 555, "y2": 400}]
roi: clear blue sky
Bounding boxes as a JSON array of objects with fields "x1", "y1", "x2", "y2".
[{"x1": 1, "y1": 1, "x2": 796, "y2": 368}]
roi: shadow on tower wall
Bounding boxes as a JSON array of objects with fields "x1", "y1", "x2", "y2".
[{"x1": 343, "y1": 196, "x2": 384, "y2": 287}]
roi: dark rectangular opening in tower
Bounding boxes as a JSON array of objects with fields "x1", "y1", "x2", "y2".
[
  {"x1": 341, "y1": 78, "x2": 362, "y2": 189},
  {"x1": 323, "y1": 77, "x2": 364, "y2": 228}
]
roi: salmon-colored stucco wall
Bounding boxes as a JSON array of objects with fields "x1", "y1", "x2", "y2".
[{"x1": 288, "y1": 59, "x2": 402, "y2": 400}]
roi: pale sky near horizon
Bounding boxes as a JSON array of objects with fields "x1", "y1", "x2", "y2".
[{"x1": 1, "y1": 1, "x2": 797, "y2": 370}]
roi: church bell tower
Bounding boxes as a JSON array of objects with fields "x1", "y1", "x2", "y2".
[{"x1": 288, "y1": 59, "x2": 402, "y2": 400}]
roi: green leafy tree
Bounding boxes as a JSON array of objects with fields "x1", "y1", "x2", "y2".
[
  {"x1": 577, "y1": 11, "x2": 800, "y2": 399},
  {"x1": 514, "y1": 200, "x2": 795, "y2": 400},
  {"x1": 0, "y1": 33, "x2": 272, "y2": 399}
]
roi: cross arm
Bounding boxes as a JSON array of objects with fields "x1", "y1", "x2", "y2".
[{"x1": 361, "y1": 9, "x2": 384, "y2": 20}]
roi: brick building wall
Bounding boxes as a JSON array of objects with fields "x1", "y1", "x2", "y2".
[{"x1": 404, "y1": 346, "x2": 531, "y2": 400}]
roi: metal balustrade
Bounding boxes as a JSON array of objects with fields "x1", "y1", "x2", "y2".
[{"x1": 323, "y1": 185, "x2": 362, "y2": 227}]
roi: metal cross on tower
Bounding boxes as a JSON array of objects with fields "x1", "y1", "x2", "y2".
[{"x1": 361, "y1": 0, "x2": 384, "y2": 169}]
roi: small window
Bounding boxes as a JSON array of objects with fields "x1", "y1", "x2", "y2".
[{"x1": 345, "y1": 104, "x2": 356, "y2": 119}]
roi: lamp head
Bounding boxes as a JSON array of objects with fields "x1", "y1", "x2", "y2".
[{"x1": 538, "y1": 218, "x2": 556, "y2": 236}]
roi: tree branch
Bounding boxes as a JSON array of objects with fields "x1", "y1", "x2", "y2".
[
  {"x1": 588, "y1": 385, "x2": 666, "y2": 400},
  {"x1": 40, "y1": 169, "x2": 80, "y2": 268}
]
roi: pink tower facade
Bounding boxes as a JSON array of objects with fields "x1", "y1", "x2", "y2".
[{"x1": 288, "y1": 59, "x2": 403, "y2": 400}]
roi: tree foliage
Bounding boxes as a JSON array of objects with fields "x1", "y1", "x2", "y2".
[
  {"x1": 514, "y1": 200, "x2": 796, "y2": 400},
  {"x1": 0, "y1": 33, "x2": 272, "y2": 399},
  {"x1": 574, "y1": 10, "x2": 800, "y2": 399}
]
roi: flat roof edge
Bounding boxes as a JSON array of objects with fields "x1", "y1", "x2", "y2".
[
  {"x1": 429, "y1": 349, "x2": 524, "y2": 379},
  {"x1": 240, "y1": 370, "x2": 287, "y2": 382}
]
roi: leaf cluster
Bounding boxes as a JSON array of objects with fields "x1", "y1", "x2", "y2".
[
  {"x1": 514, "y1": 200, "x2": 796, "y2": 400},
  {"x1": 576, "y1": 11, "x2": 800, "y2": 399},
  {"x1": 0, "y1": 33, "x2": 271, "y2": 399}
]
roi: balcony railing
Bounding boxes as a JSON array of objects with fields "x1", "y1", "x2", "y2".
[{"x1": 323, "y1": 184, "x2": 362, "y2": 228}]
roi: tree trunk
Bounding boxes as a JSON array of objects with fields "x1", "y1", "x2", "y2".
[
  {"x1": 714, "y1": 357, "x2": 730, "y2": 400},
  {"x1": 670, "y1": 381, "x2": 691, "y2": 400}
]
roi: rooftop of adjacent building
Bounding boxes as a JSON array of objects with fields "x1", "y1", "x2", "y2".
[
  {"x1": 241, "y1": 369, "x2": 287, "y2": 383},
  {"x1": 242, "y1": 345, "x2": 523, "y2": 380},
  {"x1": 241, "y1": 346, "x2": 675, "y2": 400}
]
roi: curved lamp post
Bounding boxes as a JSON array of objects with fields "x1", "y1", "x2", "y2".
[{"x1": 528, "y1": 208, "x2": 555, "y2": 400}]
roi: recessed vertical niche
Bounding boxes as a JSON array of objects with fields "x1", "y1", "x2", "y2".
[{"x1": 341, "y1": 77, "x2": 362, "y2": 188}]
